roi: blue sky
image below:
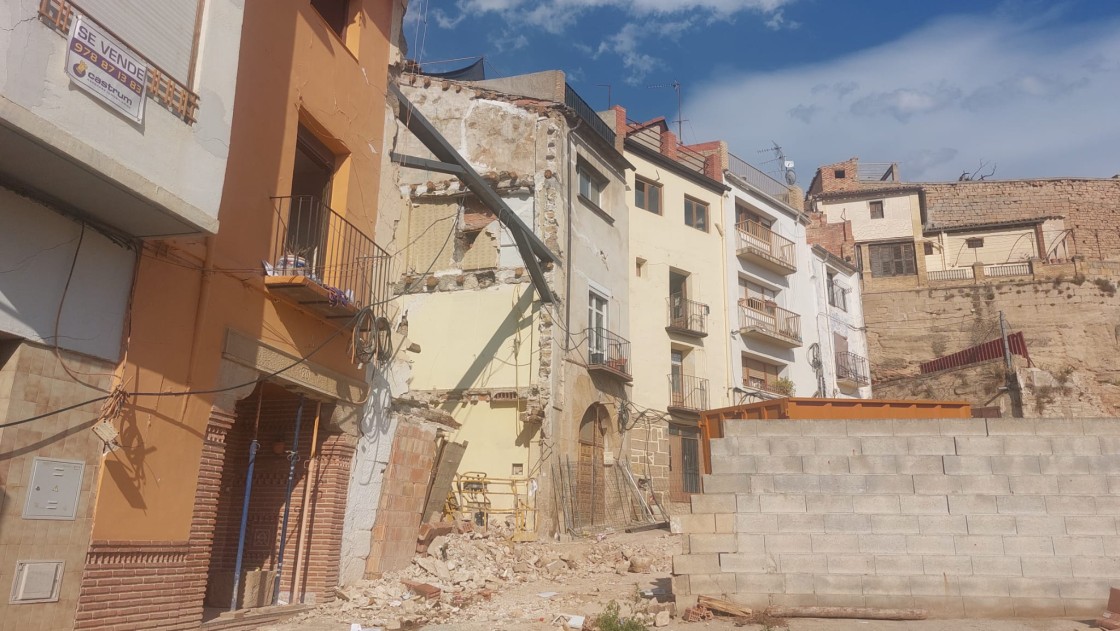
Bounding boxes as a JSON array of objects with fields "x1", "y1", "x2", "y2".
[{"x1": 405, "y1": 1, "x2": 1120, "y2": 183}]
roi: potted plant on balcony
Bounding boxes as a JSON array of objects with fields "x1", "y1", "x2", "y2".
[{"x1": 772, "y1": 377, "x2": 795, "y2": 397}]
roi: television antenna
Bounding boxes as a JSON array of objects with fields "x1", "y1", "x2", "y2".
[
  {"x1": 758, "y1": 141, "x2": 798, "y2": 185},
  {"x1": 647, "y1": 80, "x2": 684, "y2": 139}
]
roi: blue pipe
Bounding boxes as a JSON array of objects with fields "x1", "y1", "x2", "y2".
[
  {"x1": 229, "y1": 437, "x2": 260, "y2": 611},
  {"x1": 273, "y1": 394, "x2": 305, "y2": 604}
]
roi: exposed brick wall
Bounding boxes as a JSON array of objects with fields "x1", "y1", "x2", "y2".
[
  {"x1": 366, "y1": 419, "x2": 438, "y2": 575},
  {"x1": 805, "y1": 213, "x2": 856, "y2": 262},
  {"x1": 807, "y1": 157, "x2": 861, "y2": 195}
]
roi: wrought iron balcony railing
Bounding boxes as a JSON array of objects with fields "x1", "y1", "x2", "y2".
[
  {"x1": 739, "y1": 298, "x2": 802, "y2": 346},
  {"x1": 564, "y1": 84, "x2": 615, "y2": 147},
  {"x1": 827, "y1": 280, "x2": 848, "y2": 311},
  {"x1": 666, "y1": 293, "x2": 708, "y2": 337},
  {"x1": 268, "y1": 196, "x2": 389, "y2": 315},
  {"x1": 836, "y1": 351, "x2": 870, "y2": 386},
  {"x1": 668, "y1": 374, "x2": 709, "y2": 413},
  {"x1": 587, "y1": 328, "x2": 631, "y2": 380},
  {"x1": 736, "y1": 220, "x2": 796, "y2": 273}
]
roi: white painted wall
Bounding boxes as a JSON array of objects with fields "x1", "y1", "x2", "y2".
[
  {"x1": 0, "y1": 0, "x2": 243, "y2": 232},
  {"x1": 820, "y1": 193, "x2": 918, "y2": 243},
  {"x1": 0, "y1": 187, "x2": 134, "y2": 362},
  {"x1": 809, "y1": 251, "x2": 872, "y2": 399}
]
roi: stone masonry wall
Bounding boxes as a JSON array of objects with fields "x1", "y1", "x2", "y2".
[{"x1": 671, "y1": 417, "x2": 1120, "y2": 618}]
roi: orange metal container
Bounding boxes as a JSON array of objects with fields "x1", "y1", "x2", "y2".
[{"x1": 698, "y1": 397, "x2": 972, "y2": 474}]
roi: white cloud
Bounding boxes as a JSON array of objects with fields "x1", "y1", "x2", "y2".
[{"x1": 686, "y1": 12, "x2": 1120, "y2": 181}]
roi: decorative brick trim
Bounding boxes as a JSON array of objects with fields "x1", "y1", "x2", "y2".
[{"x1": 74, "y1": 541, "x2": 197, "y2": 631}]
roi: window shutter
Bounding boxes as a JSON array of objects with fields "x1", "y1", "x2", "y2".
[{"x1": 78, "y1": 0, "x2": 200, "y2": 82}]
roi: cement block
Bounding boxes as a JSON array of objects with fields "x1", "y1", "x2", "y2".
[
  {"x1": 948, "y1": 494, "x2": 997, "y2": 515},
  {"x1": 735, "y1": 534, "x2": 766, "y2": 554},
  {"x1": 764, "y1": 533, "x2": 812, "y2": 554},
  {"x1": 735, "y1": 514, "x2": 778, "y2": 534},
  {"x1": 908, "y1": 436, "x2": 956, "y2": 455},
  {"x1": 1016, "y1": 515, "x2": 1066, "y2": 535},
  {"x1": 1102, "y1": 436, "x2": 1120, "y2": 454},
  {"x1": 910, "y1": 575, "x2": 960, "y2": 596},
  {"x1": 1021, "y1": 557, "x2": 1073, "y2": 578},
  {"x1": 713, "y1": 513, "x2": 735, "y2": 533},
  {"x1": 922, "y1": 555, "x2": 973, "y2": 576},
  {"x1": 1052, "y1": 535, "x2": 1104, "y2": 557},
  {"x1": 943, "y1": 456, "x2": 993, "y2": 475},
  {"x1": 671, "y1": 574, "x2": 690, "y2": 596},
  {"x1": 1095, "y1": 496, "x2": 1120, "y2": 515},
  {"x1": 1002, "y1": 535, "x2": 1054, "y2": 556},
  {"x1": 736, "y1": 493, "x2": 760, "y2": 513},
  {"x1": 913, "y1": 475, "x2": 961, "y2": 495},
  {"x1": 671, "y1": 513, "x2": 716, "y2": 534},
  {"x1": 777, "y1": 514, "x2": 826, "y2": 533},
  {"x1": 939, "y1": 418, "x2": 989, "y2": 436},
  {"x1": 995, "y1": 495, "x2": 1047, "y2": 515},
  {"x1": 871, "y1": 514, "x2": 920, "y2": 534},
  {"x1": 1064, "y1": 515, "x2": 1117, "y2": 535},
  {"x1": 1039, "y1": 456, "x2": 1090, "y2": 475},
  {"x1": 736, "y1": 437, "x2": 771, "y2": 455},
  {"x1": 816, "y1": 593, "x2": 868, "y2": 608},
  {"x1": 963, "y1": 596, "x2": 1017, "y2": 617},
  {"x1": 965, "y1": 515, "x2": 1017, "y2": 535},
  {"x1": 917, "y1": 515, "x2": 968, "y2": 535},
  {"x1": 1058, "y1": 578, "x2": 1113, "y2": 599},
  {"x1": 759, "y1": 494, "x2": 806, "y2": 513},
  {"x1": 854, "y1": 495, "x2": 901, "y2": 514},
  {"x1": 778, "y1": 553, "x2": 827, "y2": 574},
  {"x1": 814, "y1": 574, "x2": 863, "y2": 594},
  {"x1": 734, "y1": 573, "x2": 785, "y2": 594},
  {"x1": 685, "y1": 572, "x2": 736, "y2": 595},
  {"x1": 673, "y1": 554, "x2": 721, "y2": 575},
  {"x1": 709, "y1": 437, "x2": 738, "y2": 457},
  {"x1": 701, "y1": 473, "x2": 750, "y2": 494},
  {"x1": 954, "y1": 535, "x2": 1005, "y2": 556},
  {"x1": 725, "y1": 592, "x2": 771, "y2": 609},
  {"x1": 806, "y1": 494, "x2": 854, "y2": 514},
  {"x1": 710, "y1": 454, "x2": 757, "y2": 474},
  {"x1": 820, "y1": 474, "x2": 870, "y2": 494},
  {"x1": 1057, "y1": 475, "x2": 1109, "y2": 495},
  {"x1": 874, "y1": 554, "x2": 925, "y2": 576},
  {"x1": 862, "y1": 575, "x2": 911, "y2": 596},
  {"x1": 1008, "y1": 577, "x2": 1058, "y2": 598},
  {"x1": 1012, "y1": 597, "x2": 1067, "y2": 617},
  {"x1": 800, "y1": 421, "x2": 848, "y2": 436},
  {"x1": 1050, "y1": 436, "x2": 1101, "y2": 455},
  {"x1": 846, "y1": 420, "x2": 894, "y2": 436},
  {"x1": 824, "y1": 513, "x2": 872, "y2": 534},
  {"x1": 906, "y1": 535, "x2": 956, "y2": 555},
  {"x1": 1002, "y1": 436, "x2": 1053, "y2": 456},
  {"x1": 986, "y1": 419, "x2": 1037, "y2": 435},
  {"x1": 1083, "y1": 420, "x2": 1120, "y2": 436},
  {"x1": 865, "y1": 595, "x2": 919, "y2": 610},
  {"x1": 954, "y1": 436, "x2": 1005, "y2": 455},
  {"x1": 771, "y1": 474, "x2": 820, "y2": 494},
  {"x1": 813, "y1": 437, "x2": 863, "y2": 456},
  {"x1": 972, "y1": 556, "x2": 1023, "y2": 577},
  {"x1": 892, "y1": 419, "x2": 942, "y2": 436},
  {"x1": 801, "y1": 455, "x2": 849, "y2": 474},
  {"x1": 1046, "y1": 495, "x2": 1097, "y2": 515},
  {"x1": 719, "y1": 553, "x2": 777, "y2": 573},
  {"x1": 754, "y1": 456, "x2": 803, "y2": 473},
  {"x1": 1088, "y1": 456, "x2": 1120, "y2": 475},
  {"x1": 768, "y1": 592, "x2": 818, "y2": 607},
  {"x1": 1110, "y1": 476, "x2": 1120, "y2": 494},
  {"x1": 959, "y1": 576, "x2": 1011, "y2": 597},
  {"x1": 899, "y1": 495, "x2": 949, "y2": 515},
  {"x1": 897, "y1": 456, "x2": 945, "y2": 475},
  {"x1": 858, "y1": 534, "x2": 906, "y2": 554},
  {"x1": 1032, "y1": 419, "x2": 1084, "y2": 435},
  {"x1": 1007, "y1": 474, "x2": 1058, "y2": 495},
  {"x1": 722, "y1": 420, "x2": 759, "y2": 437},
  {"x1": 848, "y1": 456, "x2": 898, "y2": 474},
  {"x1": 959, "y1": 475, "x2": 1011, "y2": 495},
  {"x1": 688, "y1": 533, "x2": 738, "y2": 554},
  {"x1": 991, "y1": 456, "x2": 1042, "y2": 475},
  {"x1": 1063, "y1": 598, "x2": 1107, "y2": 617},
  {"x1": 811, "y1": 533, "x2": 860, "y2": 554},
  {"x1": 911, "y1": 596, "x2": 965, "y2": 617},
  {"x1": 690, "y1": 493, "x2": 737, "y2": 514},
  {"x1": 861, "y1": 436, "x2": 909, "y2": 455},
  {"x1": 866, "y1": 475, "x2": 916, "y2": 494}
]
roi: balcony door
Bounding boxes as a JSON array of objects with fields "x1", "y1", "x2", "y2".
[
  {"x1": 588, "y1": 290, "x2": 609, "y2": 363},
  {"x1": 287, "y1": 126, "x2": 336, "y2": 275},
  {"x1": 670, "y1": 350, "x2": 684, "y2": 406},
  {"x1": 669, "y1": 271, "x2": 689, "y2": 328}
]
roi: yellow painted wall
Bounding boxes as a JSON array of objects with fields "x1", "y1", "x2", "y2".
[
  {"x1": 925, "y1": 226, "x2": 1039, "y2": 272},
  {"x1": 93, "y1": 0, "x2": 394, "y2": 541},
  {"x1": 821, "y1": 193, "x2": 920, "y2": 243}
]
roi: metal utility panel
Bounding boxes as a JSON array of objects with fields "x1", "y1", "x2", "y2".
[
  {"x1": 9, "y1": 561, "x2": 64, "y2": 604},
  {"x1": 22, "y1": 458, "x2": 85, "y2": 520}
]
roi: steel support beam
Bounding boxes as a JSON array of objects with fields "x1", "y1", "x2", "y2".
[{"x1": 389, "y1": 153, "x2": 465, "y2": 176}]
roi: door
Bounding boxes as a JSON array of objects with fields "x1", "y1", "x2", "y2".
[
  {"x1": 575, "y1": 406, "x2": 605, "y2": 529},
  {"x1": 670, "y1": 350, "x2": 684, "y2": 407},
  {"x1": 669, "y1": 272, "x2": 688, "y2": 328},
  {"x1": 588, "y1": 291, "x2": 609, "y2": 363},
  {"x1": 288, "y1": 127, "x2": 335, "y2": 273}
]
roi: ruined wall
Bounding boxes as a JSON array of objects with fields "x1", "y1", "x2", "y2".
[
  {"x1": 862, "y1": 264, "x2": 1120, "y2": 417},
  {"x1": 672, "y1": 417, "x2": 1120, "y2": 618}
]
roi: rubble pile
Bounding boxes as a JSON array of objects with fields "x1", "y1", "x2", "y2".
[{"x1": 297, "y1": 522, "x2": 678, "y2": 630}]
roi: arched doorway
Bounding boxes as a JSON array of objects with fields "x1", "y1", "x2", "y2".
[{"x1": 574, "y1": 404, "x2": 608, "y2": 528}]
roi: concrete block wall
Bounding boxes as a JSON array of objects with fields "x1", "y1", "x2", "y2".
[{"x1": 671, "y1": 418, "x2": 1120, "y2": 618}]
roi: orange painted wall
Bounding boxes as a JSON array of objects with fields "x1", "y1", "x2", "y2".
[{"x1": 92, "y1": 0, "x2": 394, "y2": 541}]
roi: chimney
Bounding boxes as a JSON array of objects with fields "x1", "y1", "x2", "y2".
[
  {"x1": 660, "y1": 129, "x2": 678, "y2": 160},
  {"x1": 611, "y1": 105, "x2": 626, "y2": 154}
]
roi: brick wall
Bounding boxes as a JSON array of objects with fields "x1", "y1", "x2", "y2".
[
  {"x1": 805, "y1": 213, "x2": 856, "y2": 262},
  {"x1": 0, "y1": 342, "x2": 113, "y2": 631},
  {"x1": 808, "y1": 158, "x2": 861, "y2": 195},
  {"x1": 672, "y1": 418, "x2": 1120, "y2": 618},
  {"x1": 366, "y1": 419, "x2": 438, "y2": 575}
]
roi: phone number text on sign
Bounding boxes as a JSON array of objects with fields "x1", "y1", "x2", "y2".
[{"x1": 66, "y1": 15, "x2": 148, "y2": 124}]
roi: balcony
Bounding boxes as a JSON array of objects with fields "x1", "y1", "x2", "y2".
[
  {"x1": 742, "y1": 377, "x2": 789, "y2": 397},
  {"x1": 827, "y1": 281, "x2": 848, "y2": 312},
  {"x1": 735, "y1": 221, "x2": 797, "y2": 275},
  {"x1": 738, "y1": 298, "x2": 802, "y2": 348},
  {"x1": 264, "y1": 196, "x2": 390, "y2": 320},
  {"x1": 564, "y1": 84, "x2": 616, "y2": 147},
  {"x1": 836, "y1": 351, "x2": 870, "y2": 388},
  {"x1": 666, "y1": 294, "x2": 708, "y2": 338},
  {"x1": 587, "y1": 328, "x2": 632, "y2": 382},
  {"x1": 668, "y1": 374, "x2": 709, "y2": 416}
]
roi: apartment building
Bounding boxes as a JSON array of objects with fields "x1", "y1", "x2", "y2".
[{"x1": 0, "y1": 1, "x2": 243, "y2": 629}]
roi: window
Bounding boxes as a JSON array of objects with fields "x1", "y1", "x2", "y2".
[
  {"x1": 923, "y1": 242, "x2": 934, "y2": 256},
  {"x1": 869, "y1": 200, "x2": 884, "y2": 220},
  {"x1": 578, "y1": 162, "x2": 605, "y2": 208},
  {"x1": 966, "y1": 237, "x2": 984, "y2": 249},
  {"x1": 834, "y1": 169, "x2": 846, "y2": 179},
  {"x1": 588, "y1": 290, "x2": 609, "y2": 362},
  {"x1": 739, "y1": 278, "x2": 776, "y2": 304},
  {"x1": 868, "y1": 242, "x2": 917, "y2": 277},
  {"x1": 684, "y1": 197, "x2": 708, "y2": 231},
  {"x1": 735, "y1": 204, "x2": 772, "y2": 228},
  {"x1": 286, "y1": 126, "x2": 337, "y2": 271},
  {"x1": 311, "y1": 0, "x2": 350, "y2": 37},
  {"x1": 827, "y1": 272, "x2": 847, "y2": 312},
  {"x1": 634, "y1": 177, "x2": 661, "y2": 214},
  {"x1": 743, "y1": 356, "x2": 782, "y2": 393},
  {"x1": 668, "y1": 425, "x2": 701, "y2": 500}
]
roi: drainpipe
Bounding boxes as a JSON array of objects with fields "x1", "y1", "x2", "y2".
[
  {"x1": 230, "y1": 391, "x2": 263, "y2": 611},
  {"x1": 291, "y1": 402, "x2": 322, "y2": 604},
  {"x1": 186, "y1": 236, "x2": 215, "y2": 387},
  {"x1": 273, "y1": 394, "x2": 306, "y2": 605}
]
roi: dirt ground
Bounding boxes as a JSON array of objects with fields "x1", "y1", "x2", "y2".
[{"x1": 261, "y1": 528, "x2": 1097, "y2": 631}]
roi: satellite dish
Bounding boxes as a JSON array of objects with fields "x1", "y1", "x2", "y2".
[{"x1": 785, "y1": 170, "x2": 797, "y2": 185}]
